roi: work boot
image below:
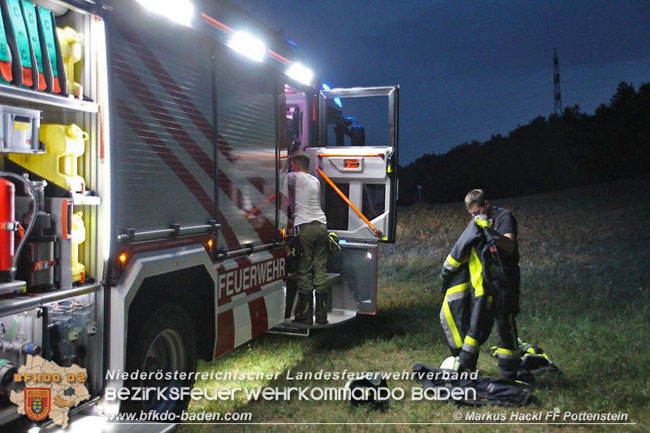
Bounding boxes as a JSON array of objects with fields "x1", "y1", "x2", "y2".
[
  {"x1": 315, "y1": 291, "x2": 329, "y2": 325},
  {"x1": 514, "y1": 370, "x2": 535, "y2": 385},
  {"x1": 498, "y1": 356, "x2": 521, "y2": 381},
  {"x1": 293, "y1": 291, "x2": 313, "y2": 325},
  {"x1": 458, "y1": 350, "x2": 478, "y2": 373}
]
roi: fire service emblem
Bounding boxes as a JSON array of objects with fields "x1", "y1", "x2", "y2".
[{"x1": 24, "y1": 388, "x2": 51, "y2": 421}]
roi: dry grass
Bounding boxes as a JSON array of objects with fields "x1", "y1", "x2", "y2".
[{"x1": 179, "y1": 177, "x2": 650, "y2": 432}]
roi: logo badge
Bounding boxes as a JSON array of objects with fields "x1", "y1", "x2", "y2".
[{"x1": 25, "y1": 388, "x2": 51, "y2": 421}]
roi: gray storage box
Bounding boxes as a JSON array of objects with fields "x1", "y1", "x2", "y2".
[{"x1": 0, "y1": 105, "x2": 42, "y2": 153}]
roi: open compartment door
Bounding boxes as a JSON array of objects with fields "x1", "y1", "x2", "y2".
[{"x1": 309, "y1": 85, "x2": 399, "y2": 243}]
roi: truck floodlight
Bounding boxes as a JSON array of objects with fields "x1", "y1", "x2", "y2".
[
  {"x1": 135, "y1": 0, "x2": 194, "y2": 27},
  {"x1": 287, "y1": 62, "x2": 313, "y2": 86},
  {"x1": 227, "y1": 31, "x2": 266, "y2": 62}
]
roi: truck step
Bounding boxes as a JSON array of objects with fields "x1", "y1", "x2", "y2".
[
  {"x1": 267, "y1": 325, "x2": 310, "y2": 337},
  {"x1": 326, "y1": 272, "x2": 342, "y2": 285},
  {"x1": 271, "y1": 308, "x2": 357, "y2": 336}
]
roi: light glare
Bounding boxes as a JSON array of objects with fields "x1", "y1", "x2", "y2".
[
  {"x1": 287, "y1": 63, "x2": 314, "y2": 85},
  {"x1": 228, "y1": 31, "x2": 266, "y2": 62},
  {"x1": 135, "y1": 0, "x2": 194, "y2": 27}
]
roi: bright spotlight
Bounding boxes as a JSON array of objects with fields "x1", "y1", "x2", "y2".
[
  {"x1": 227, "y1": 31, "x2": 266, "y2": 62},
  {"x1": 135, "y1": 0, "x2": 194, "y2": 27},
  {"x1": 287, "y1": 62, "x2": 314, "y2": 86}
]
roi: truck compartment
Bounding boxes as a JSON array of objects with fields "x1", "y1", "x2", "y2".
[{"x1": 0, "y1": 0, "x2": 104, "y2": 423}]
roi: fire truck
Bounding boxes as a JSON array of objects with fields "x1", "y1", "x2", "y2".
[{"x1": 0, "y1": 0, "x2": 398, "y2": 427}]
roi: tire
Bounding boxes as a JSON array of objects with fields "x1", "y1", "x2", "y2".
[{"x1": 122, "y1": 303, "x2": 197, "y2": 415}]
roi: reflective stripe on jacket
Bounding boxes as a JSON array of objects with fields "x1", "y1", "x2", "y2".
[{"x1": 440, "y1": 220, "x2": 500, "y2": 353}]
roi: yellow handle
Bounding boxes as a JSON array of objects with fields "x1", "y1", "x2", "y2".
[{"x1": 66, "y1": 124, "x2": 89, "y2": 141}]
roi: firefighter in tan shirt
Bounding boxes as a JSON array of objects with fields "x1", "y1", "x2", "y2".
[{"x1": 285, "y1": 152, "x2": 329, "y2": 325}]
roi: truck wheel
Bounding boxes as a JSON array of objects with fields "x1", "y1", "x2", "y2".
[{"x1": 122, "y1": 303, "x2": 197, "y2": 415}]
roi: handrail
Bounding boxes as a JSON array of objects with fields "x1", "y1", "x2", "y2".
[
  {"x1": 217, "y1": 242, "x2": 278, "y2": 260},
  {"x1": 316, "y1": 168, "x2": 382, "y2": 237},
  {"x1": 117, "y1": 223, "x2": 220, "y2": 242},
  {"x1": 317, "y1": 153, "x2": 385, "y2": 159}
]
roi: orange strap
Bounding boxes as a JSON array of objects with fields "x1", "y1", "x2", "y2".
[{"x1": 316, "y1": 168, "x2": 382, "y2": 237}]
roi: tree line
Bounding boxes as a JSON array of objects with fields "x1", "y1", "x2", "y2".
[{"x1": 398, "y1": 81, "x2": 650, "y2": 205}]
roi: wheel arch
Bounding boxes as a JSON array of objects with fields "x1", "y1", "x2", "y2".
[
  {"x1": 106, "y1": 245, "x2": 218, "y2": 413},
  {"x1": 128, "y1": 265, "x2": 215, "y2": 361}
]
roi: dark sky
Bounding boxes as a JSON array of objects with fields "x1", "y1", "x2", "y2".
[{"x1": 232, "y1": 0, "x2": 650, "y2": 164}]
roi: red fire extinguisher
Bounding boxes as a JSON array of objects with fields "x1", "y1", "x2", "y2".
[
  {"x1": 0, "y1": 177, "x2": 16, "y2": 281},
  {"x1": 0, "y1": 173, "x2": 32, "y2": 283}
]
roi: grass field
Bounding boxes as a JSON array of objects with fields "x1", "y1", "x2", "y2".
[{"x1": 180, "y1": 177, "x2": 650, "y2": 432}]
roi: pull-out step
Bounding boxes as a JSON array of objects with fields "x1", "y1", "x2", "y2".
[
  {"x1": 268, "y1": 324, "x2": 311, "y2": 337},
  {"x1": 325, "y1": 272, "x2": 342, "y2": 286},
  {"x1": 270, "y1": 273, "x2": 356, "y2": 335},
  {"x1": 286, "y1": 308, "x2": 357, "y2": 328},
  {"x1": 270, "y1": 308, "x2": 357, "y2": 336}
]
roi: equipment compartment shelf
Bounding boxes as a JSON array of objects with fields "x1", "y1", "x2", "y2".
[
  {"x1": 0, "y1": 84, "x2": 98, "y2": 113},
  {"x1": 0, "y1": 283, "x2": 100, "y2": 317}
]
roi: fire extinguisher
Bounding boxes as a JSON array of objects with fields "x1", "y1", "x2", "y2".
[{"x1": 0, "y1": 172, "x2": 38, "y2": 283}]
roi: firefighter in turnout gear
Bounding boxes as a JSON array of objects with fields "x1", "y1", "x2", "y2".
[
  {"x1": 440, "y1": 189, "x2": 521, "y2": 379},
  {"x1": 284, "y1": 152, "x2": 329, "y2": 325}
]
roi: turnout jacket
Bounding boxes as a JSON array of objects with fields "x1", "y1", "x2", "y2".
[{"x1": 440, "y1": 219, "x2": 503, "y2": 356}]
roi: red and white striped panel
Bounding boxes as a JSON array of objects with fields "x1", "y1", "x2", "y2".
[
  {"x1": 214, "y1": 248, "x2": 287, "y2": 357},
  {"x1": 110, "y1": 21, "x2": 287, "y2": 251}
]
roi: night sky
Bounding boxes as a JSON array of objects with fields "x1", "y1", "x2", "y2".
[{"x1": 232, "y1": 0, "x2": 650, "y2": 164}]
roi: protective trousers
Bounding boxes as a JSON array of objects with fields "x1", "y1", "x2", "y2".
[
  {"x1": 440, "y1": 247, "x2": 521, "y2": 379},
  {"x1": 440, "y1": 262, "x2": 494, "y2": 371},
  {"x1": 492, "y1": 267, "x2": 520, "y2": 379},
  {"x1": 295, "y1": 221, "x2": 329, "y2": 294}
]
